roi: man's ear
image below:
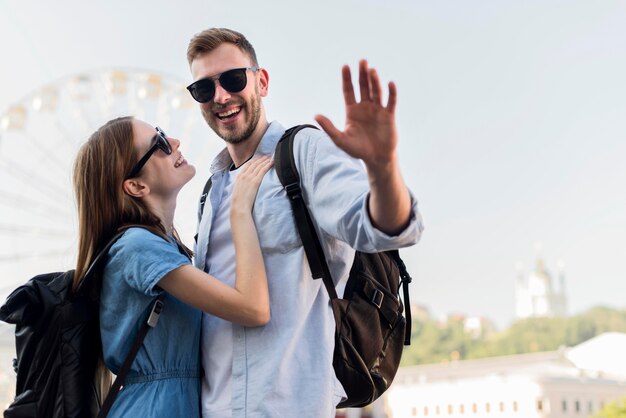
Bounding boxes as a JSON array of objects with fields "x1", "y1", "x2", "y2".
[
  {"x1": 258, "y1": 68, "x2": 269, "y2": 97},
  {"x1": 123, "y1": 178, "x2": 149, "y2": 198}
]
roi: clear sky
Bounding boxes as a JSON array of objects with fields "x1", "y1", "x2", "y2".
[{"x1": 0, "y1": 0, "x2": 624, "y2": 328}]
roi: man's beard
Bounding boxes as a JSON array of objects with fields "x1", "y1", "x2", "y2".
[{"x1": 203, "y1": 88, "x2": 262, "y2": 145}]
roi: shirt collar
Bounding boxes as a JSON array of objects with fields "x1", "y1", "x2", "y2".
[{"x1": 209, "y1": 121, "x2": 286, "y2": 174}]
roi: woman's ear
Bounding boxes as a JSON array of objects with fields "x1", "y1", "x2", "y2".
[{"x1": 123, "y1": 178, "x2": 149, "y2": 198}]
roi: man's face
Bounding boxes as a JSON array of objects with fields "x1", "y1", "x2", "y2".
[{"x1": 190, "y1": 43, "x2": 268, "y2": 144}]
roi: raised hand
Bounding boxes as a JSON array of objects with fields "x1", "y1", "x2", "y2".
[
  {"x1": 231, "y1": 155, "x2": 273, "y2": 214},
  {"x1": 315, "y1": 59, "x2": 398, "y2": 169}
]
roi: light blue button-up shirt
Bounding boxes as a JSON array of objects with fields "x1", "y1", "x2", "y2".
[{"x1": 195, "y1": 121, "x2": 423, "y2": 418}]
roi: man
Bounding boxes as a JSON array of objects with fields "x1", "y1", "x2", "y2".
[{"x1": 187, "y1": 28, "x2": 423, "y2": 417}]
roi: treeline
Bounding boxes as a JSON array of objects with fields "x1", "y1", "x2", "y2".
[
  {"x1": 593, "y1": 397, "x2": 626, "y2": 418},
  {"x1": 400, "y1": 306, "x2": 626, "y2": 366}
]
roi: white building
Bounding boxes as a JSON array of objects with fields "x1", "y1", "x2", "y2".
[
  {"x1": 384, "y1": 333, "x2": 626, "y2": 418},
  {"x1": 515, "y1": 257, "x2": 567, "y2": 319}
]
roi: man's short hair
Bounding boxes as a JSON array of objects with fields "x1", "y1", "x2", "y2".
[{"x1": 187, "y1": 28, "x2": 258, "y2": 67}]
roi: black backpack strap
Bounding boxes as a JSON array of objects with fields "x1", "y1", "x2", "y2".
[
  {"x1": 98, "y1": 294, "x2": 165, "y2": 418},
  {"x1": 275, "y1": 126, "x2": 413, "y2": 345},
  {"x1": 194, "y1": 177, "x2": 213, "y2": 244},
  {"x1": 389, "y1": 250, "x2": 413, "y2": 345},
  {"x1": 74, "y1": 227, "x2": 175, "y2": 418},
  {"x1": 274, "y1": 125, "x2": 337, "y2": 300},
  {"x1": 199, "y1": 176, "x2": 213, "y2": 220},
  {"x1": 76, "y1": 228, "x2": 131, "y2": 295}
]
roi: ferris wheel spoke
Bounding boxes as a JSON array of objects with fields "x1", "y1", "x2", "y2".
[
  {"x1": 0, "y1": 249, "x2": 74, "y2": 263},
  {"x1": 0, "y1": 189, "x2": 71, "y2": 217},
  {"x1": 0, "y1": 224, "x2": 73, "y2": 238},
  {"x1": 0, "y1": 158, "x2": 73, "y2": 202},
  {"x1": 55, "y1": 119, "x2": 85, "y2": 149},
  {"x1": 21, "y1": 132, "x2": 73, "y2": 177}
]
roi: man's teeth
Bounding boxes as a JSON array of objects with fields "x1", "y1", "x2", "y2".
[
  {"x1": 217, "y1": 108, "x2": 240, "y2": 118},
  {"x1": 174, "y1": 154, "x2": 184, "y2": 168}
]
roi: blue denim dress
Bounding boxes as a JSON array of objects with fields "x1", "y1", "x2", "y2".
[{"x1": 100, "y1": 228, "x2": 202, "y2": 417}]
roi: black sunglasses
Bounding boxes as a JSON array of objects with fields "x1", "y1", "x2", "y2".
[
  {"x1": 127, "y1": 127, "x2": 172, "y2": 178},
  {"x1": 186, "y1": 67, "x2": 259, "y2": 103}
]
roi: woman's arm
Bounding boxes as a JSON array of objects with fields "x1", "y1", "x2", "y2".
[{"x1": 158, "y1": 155, "x2": 273, "y2": 327}]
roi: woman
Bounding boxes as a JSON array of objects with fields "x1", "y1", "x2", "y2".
[{"x1": 73, "y1": 116, "x2": 272, "y2": 417}]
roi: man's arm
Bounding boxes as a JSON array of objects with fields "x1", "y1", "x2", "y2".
[
  {"x1": 314, "y1": 60, "x2": 411, "y2": 235},
  {"x1": 365, "y1": 155, "x2": 411, "y2": 235}
]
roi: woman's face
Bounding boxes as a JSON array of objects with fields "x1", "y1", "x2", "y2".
[{"x1": 129, "y1": 119, "x2": 196, "y2": 197}]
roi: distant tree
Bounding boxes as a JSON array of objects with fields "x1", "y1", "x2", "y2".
[
  {"x1": 593, "y1": 397, "x2": 626, "y2": 418},
  {"x1": 565, "y1": 306, "x2": 626, "y2": 346},
  {"x1": 401, "y1": 306, "x2": 626, "y2": 366}
]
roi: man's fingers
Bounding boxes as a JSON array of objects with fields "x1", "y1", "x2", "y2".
[
  {"x1": 386, "y1": 81, "x2": 397, "y2": 114},
  {"x1": 358, "y1": 59, "x2": 370, "y2": 102},
  {"x1": 370, "y1": 68, "x2": 382, "y2": 105},
  {"x1": 342, "y1": 65, "x2": 356, "y2": 106},
  {"x1": 315, "y1": 115, "x2": 344, "y2": 145}
]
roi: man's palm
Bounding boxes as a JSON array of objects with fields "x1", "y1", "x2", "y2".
[{"x1": 315, "y1": 60, "x2": 398, "y2": 168}]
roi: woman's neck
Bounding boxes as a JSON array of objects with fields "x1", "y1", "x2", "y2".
[{"x1": 145, "y1": 196, "x2": 177, "y2": 236}]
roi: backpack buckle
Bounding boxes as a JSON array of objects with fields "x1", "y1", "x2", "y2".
[
  {"x1": 147, "y1": 299, "x2": 164, "y2": 327},
  {"x1": 371, "y1": 289, "x2": 384, "y2": 309},
  {"x1": 199, "y1": 192, "x2": 208, "y2": 209},
  {"x1": 285, "y1": 182, "x2": 302, "y2": 200}
]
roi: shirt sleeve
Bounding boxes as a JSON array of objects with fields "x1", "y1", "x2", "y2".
[
  {"x1": 293, "y1": 128, "x2": 424, "y2": 253},
  {"x1": 106, "y1": 228, "x2": 191, "y2": 296}
]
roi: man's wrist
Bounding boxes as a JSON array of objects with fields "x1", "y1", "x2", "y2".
[{"x1": 365, "y1": 153, "x2": 399, "y2": 184}]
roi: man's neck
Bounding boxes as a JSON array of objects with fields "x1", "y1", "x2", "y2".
[{"x1": 228, "y1": 119, "x2": 270, "y2": 167}]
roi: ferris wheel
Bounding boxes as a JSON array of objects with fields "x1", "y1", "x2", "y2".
[{"x1": 0, "y1": 68, "x2": 221, "y2": 300}]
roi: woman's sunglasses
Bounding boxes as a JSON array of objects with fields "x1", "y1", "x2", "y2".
[
  {"x1": 186, "y1": 67, "x2": 259, "y2": 103},
  {"x1": 127, "y1": 127, "x2": 172, "y2": 178}
]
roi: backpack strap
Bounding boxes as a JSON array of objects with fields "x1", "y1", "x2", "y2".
[
  {"x1": 86, "y1": 227, "x2": 173, "y2": 418},
  {"x1": 274, "y1": 125, "x2": 337, "y2": 299},
  {"x1": 389, "y1": 250, "x2": 413, "y2": 345},
  {"x1": 199, "y1": 176, "x2": 213, "y2": 220},
  {"x1": 98, "y1": 294, "x2": 164, "y2": 418},
  {"x1": 75, "y1": 228, "x2": 131, "y2": 295},
  {"x1": 275, "y1": 125, "x2": 413, "y2": 345},
  {"x1": 194, "y1": 177, "x2": 213, "y2": 244}
]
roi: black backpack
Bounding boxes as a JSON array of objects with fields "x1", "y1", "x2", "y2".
[
  {"x1": 198, "y1": 125, "x2": 414, "y2": 408},
  {"x1": 0, "y1": 228, "x2": 166, "y2": 418},
  {"x1": 274, "y1": 125, "x2": 413, "y2": 408}
]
